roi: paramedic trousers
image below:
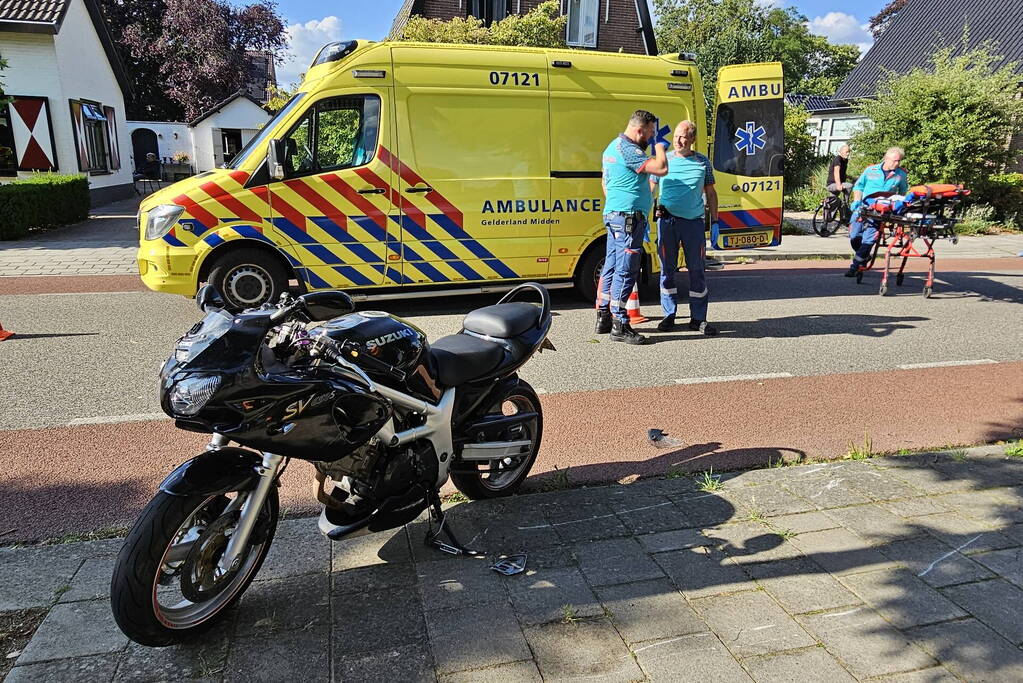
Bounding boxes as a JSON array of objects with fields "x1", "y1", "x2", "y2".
[
  {"x1": 596, "y1": 212, "x2": 647, "y2": 323},
  {"x1": 849, "y1": 215, "x2": 879, "y2": 269},
  {"x1": 657, "y1": 215, "x2": 708, "y2": 321}
]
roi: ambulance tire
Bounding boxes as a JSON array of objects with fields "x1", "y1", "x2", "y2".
[
  {"x1": 207, "y1": 248, "x2": 288, "y2": 312},
  {"x1": 574, "y1": 242, "x2": 606, "y2": 303}
]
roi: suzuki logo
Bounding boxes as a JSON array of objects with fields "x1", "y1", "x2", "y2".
[{"x1": 734, "y1": 121, "x2": 766, "y2": 156}]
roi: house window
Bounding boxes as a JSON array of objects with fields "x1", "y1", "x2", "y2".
[
  {"x1": 467, "y1": 0, "x2": 510, "y2": 25},
  {"x1": 566, "y1": 0, "x2": 599, "y2": 48}
]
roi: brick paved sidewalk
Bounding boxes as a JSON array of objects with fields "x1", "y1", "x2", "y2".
[
  {"x1": 0, "y1": 197, "x2": 140, "y2": 277},
  {"x1": 4, "y1": 444, "x2": 1023, "y2": 681}
]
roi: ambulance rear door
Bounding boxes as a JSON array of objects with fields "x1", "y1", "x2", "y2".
[{"x1": 708, "y1": 63, "x2": 784, "y2": 250}]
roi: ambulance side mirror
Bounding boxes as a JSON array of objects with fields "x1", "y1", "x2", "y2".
[{"x1": 268, "y1": 139, "x2": 286, "y2": 181}]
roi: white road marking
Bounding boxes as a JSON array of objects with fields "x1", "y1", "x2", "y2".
[
  {"x1": 897, "y1": 359, "x2": 996, "y2": 370},
  {"x1": 67, "y1": 412, "x2": 169, "y2": 426},
  {"x1": 674, "y1": 372, "x2": 793, "y2": 385},
  {"x1": 918, "y1": 535, "x2": 982, "y2": 577}
]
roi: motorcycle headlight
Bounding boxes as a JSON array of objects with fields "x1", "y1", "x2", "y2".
[
  {"x1": 145, "y1": 204, "x2": 185, "y2": 241},
  {"x1": 169, "y1": 375, "x2": 222, "y2": 416}
]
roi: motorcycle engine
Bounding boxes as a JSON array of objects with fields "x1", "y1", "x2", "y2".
[{"x1": 314, "y1": 439, "x2": 438, "y2": 500}]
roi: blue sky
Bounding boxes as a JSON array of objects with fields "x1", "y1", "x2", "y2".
[{"x1": 274, "y1": 1, "x2": 887, "y2": 86}]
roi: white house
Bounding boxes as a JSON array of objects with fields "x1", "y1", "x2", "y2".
[
  {"x1": 0, "y1": 0, "x2": 135, "y2": 204},
  {"x1": 127, "y1": 91, "x2": 271, "y2": 176}
]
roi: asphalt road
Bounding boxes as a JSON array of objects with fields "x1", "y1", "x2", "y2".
[
  {"x1": 2, "y1": 259, "x2": 1022, "y2": 540},
  {"x1": 1, "y1": 260, "x2": 1021, "y2": 430}
]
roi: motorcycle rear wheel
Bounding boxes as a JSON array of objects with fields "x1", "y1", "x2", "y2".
[
  {"x1": 110, "y1": 488, "x2": 279, "y2": 646},
  {"x1": 451, "y1": 380, "x2": 543, "y2": 500}
]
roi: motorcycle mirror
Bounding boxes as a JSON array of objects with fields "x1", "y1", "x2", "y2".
[
  {"x1": 196, "y1": 284, "x2": 226, "y2": 312},
  {"x1": 299, "y1": 290, "x2": 355, "y2": 321}
]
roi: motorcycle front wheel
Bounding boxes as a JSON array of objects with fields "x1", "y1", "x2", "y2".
[
  {"x1": 451, "y1": 379, "x2": 543, "y2": 500},
  {"x1": 110, "y1": 487, "x2": 279, "y2": 646}
]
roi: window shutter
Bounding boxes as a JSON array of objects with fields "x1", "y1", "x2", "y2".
[
  {"x1": 104, "y1": 106, "x2": 121, "y2": 170},
  {"x1": 8, "y1": 96, "x2": 57, "y2": 172},
  {"x1": 68, "y1": 100, "x2": 90, "y2": 171}
]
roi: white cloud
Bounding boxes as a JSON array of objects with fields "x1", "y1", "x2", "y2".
[
  {"x1": 277, "y1": 16, "x2": 343, "y2": 88},
  {"x1": 808, "y1": 12, "x2": 873, "y2": 54}
]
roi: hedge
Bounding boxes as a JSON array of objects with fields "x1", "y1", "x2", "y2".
[{"x1": 0, "y1": 173, "x2": 90, "y2": 240}]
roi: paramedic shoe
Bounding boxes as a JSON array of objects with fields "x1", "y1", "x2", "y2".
[
  {"x1": 688, "y1": 320, "x2": 719, "y2": 336},
  {"x1": 595, "y1": 309, "x2": 613, "y2": 334},
  {"x1": 657, "y1": 315, "x2": 675, "y2": 332},
  {"x1": 611, "y1": 320, "x2": 647, "y2": 345},
  {"x1": 844, "y1": 266, "x2": 858, "y2": 277}
]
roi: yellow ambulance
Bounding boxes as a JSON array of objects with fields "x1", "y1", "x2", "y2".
[{"x1": 137, "y1": 40, "x2": 784, "y2": 309}]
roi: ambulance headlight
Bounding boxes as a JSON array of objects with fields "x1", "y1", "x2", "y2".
[{"x1": 146, "y1": 204, "x2": 185, "y2": 241}]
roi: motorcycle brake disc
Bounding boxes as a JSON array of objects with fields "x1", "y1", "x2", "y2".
[{"x1": 180, "y1": 512, "x2": 241, "y2": 602}]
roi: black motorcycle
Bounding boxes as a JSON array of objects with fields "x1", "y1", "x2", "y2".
[{"x1": 110, "y1": 283, "x2": 554, "y2": 646}]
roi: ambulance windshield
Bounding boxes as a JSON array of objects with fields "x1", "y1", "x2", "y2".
[{"x1": 712, "y1": 99, "x2": 784, "y2": 178}]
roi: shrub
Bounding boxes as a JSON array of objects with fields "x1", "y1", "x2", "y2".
[
  {"x1": 0, "y1": 173, "x2": 90, "y2": 240},
  {"x1": 849, "y1": 39, "x2": 1023, "y2": 190},
  {"x1": 783, "y1": 103, "x2": 815, "y2": 191},
  {"x1": 782, "y1": 158, "x2": 831, "y2": 211},
  {"x1": 976, "y1": 172, "x2": 1023, "y2": 231}
]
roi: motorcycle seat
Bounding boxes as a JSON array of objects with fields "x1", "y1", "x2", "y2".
[
  {"x1": 463, "y1": 302, "x2": 540, "y2": 338},
  {"x1": 429, "y1": 333, "x2": 504, "y2": 386}
]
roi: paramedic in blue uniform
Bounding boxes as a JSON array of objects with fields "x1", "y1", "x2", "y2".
[
  {"x1": 845, "y1": 147, "x2": 909, "y2": 276},
  {"x1": 595, "y1": 110, "x2": 668, "y2": 345},
  {"x1": 650, "y1": 120, "x2": 719, "y2": 335}
]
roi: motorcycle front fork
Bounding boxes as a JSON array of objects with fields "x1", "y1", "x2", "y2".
[{"x1": 206, "y1": 433, "x2": 284, "y2": 574}]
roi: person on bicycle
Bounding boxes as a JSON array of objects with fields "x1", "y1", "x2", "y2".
[
  {"x1": 827, "y1": 145, "x2": 852, "y2": 200},
  {"x1": 844, "y1": 147, "x2": 909, "y2": 277}
]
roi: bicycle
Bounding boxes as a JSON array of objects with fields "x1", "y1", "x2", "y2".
[{"x1": 812, "y1": 185, "x2": 852, "y2": 237}]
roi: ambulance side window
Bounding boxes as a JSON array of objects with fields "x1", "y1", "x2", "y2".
[
  {"x1": 281, "y1": 95, "x2": 380, "y2": 178},
  {"x1": 712, "y1": 99, "x2": 784, "y2": 178}
]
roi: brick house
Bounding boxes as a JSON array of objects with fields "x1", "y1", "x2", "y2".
[{"x1": 390, "y1": 0, "x2": 657, "y2": 55}]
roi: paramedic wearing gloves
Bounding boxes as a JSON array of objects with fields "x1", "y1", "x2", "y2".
[
  {"x1": 845, "y1": 147, "x2": 908, "y2": 276},
  {"x1": 650, "y1": 120, "x2": 719, "y2": 335},
  {"x1": 596, "y1": 110, "x2": 668, "y2": 345}
]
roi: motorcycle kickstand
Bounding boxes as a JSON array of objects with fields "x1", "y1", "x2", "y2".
[{"x1": 425, "y1": 494, "x2": 482, "y2": 557}]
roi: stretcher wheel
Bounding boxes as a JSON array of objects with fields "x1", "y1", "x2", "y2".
[
  {"x1": 879, "y1": 282, "x2": 888, "y2": 296},
  {"x1": 923, "y1": 286, "x2": 932, "y2": 298},
  {"x1": 855, "y1": 271, "x2": 863, "y2": 284},
  {"x1": 896, "y1": 273, "x2": 904, "y2": 286}
]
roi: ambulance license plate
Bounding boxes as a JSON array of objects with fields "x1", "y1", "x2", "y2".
[{"x1": 724, "y1": 232, "x2": 771, "y2": 248}]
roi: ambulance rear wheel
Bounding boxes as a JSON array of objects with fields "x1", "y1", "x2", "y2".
[
  {"x1": 207, "y1": 248, "x2": 288, "y2": 312},
  {"x1": 574, "y1": 242, "x2": 606, "y2": 303}
]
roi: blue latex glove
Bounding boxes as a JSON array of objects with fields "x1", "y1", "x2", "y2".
[{"x1": 850, "y1": 200, "x2": 862, "y2": 215}]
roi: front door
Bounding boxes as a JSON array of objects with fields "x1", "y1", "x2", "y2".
[
  {"x1": 270, "y1": 88, "x2": 400, "y2": 288},
  {"x1": 709, "y1": 63, "x2": 785, "y2": 250}
]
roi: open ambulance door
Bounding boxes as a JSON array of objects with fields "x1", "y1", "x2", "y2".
[{"x1": 708, "y1": 63, "x2": 785, "y2": 250}]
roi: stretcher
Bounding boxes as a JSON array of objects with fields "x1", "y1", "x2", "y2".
[{"x1": 852, "y1": 184, "x2": 969, "y2": 297}]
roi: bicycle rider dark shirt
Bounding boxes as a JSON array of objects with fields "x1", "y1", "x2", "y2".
[{"x1": 829, "y1": 154, "x2": 848, "y2": 185}]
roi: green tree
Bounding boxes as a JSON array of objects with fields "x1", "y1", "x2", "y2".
[
  {"x1": 654, "y1": 0, "x2": 859, "y2": 108},
  {"x1": 395, "y1": 0, "x2": 566, "y2": 48},
  {"x1": 849, "y1": 40, "x2": 1023, "y2": 193},
  {"x1": 783, "y1": 102, "x2": 817, "y2": 190},
  {"x1": 0, "y1": 52, "x2": 9, "y2": 106}
]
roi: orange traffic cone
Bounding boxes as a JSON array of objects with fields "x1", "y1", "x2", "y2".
[
  {"x1": 0, "y1": 321, "x2": 13, "y2": 341},
  {"x1": 625, "y1": 283, "x2": 647, "y2": 324}
]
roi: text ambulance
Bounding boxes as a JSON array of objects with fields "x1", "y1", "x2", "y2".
[{"x1": 136, "y1": 40, "x2": 784, "y2": 309}]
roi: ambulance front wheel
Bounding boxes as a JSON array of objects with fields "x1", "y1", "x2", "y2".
[{"x1": 206, "y1": 247, "x2": 289, "y2": 312}]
